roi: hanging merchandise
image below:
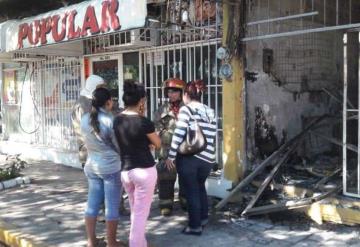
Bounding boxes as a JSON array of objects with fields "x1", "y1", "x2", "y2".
[
  {"x1": 175, "y1": 0, "x2": 182, "y2": 24},
  {"x1": 195, "y1": 0, "x2": 217, "y2": 23},
  {"x1": 166, "y1": 0, "x2": 180, "y2": 25},
  {"x1": 3, "y1": 71, "x2": 16, "y2": 104},
  {"x1": 166, "y1": 0, "x2": 191, "y2": 25},
  {"x1": 198, "y1": 58, "x2": 218, "y2": 79},
  {"x1": 180, "y1": 1, "x2": 192, "y2": 26},
  {"x1": 170, "y1": 62, "x2": 181, "y2": 76}
]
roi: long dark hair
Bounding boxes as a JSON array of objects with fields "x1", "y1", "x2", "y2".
[
  {"x1": 184, "y1": 80, "x2": 206, "y2": 101},
  {"x1": 90, "y1": 87, "x2": 111, "y2": 134},
  {"x1": 122, "y1": 81, "x2": 146, "y2": 107}
]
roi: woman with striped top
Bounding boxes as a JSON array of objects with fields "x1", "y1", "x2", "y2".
[{"x1": 165, "y1": 80, "x2": 217, "y2": 236}]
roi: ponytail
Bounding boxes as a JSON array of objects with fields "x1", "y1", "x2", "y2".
[
  {"x1": 89, "y1": 88, "x2": 111, "y2": 134},
  {"x1": 90, "y1": 104, "x2": 100, "y2": 134}
]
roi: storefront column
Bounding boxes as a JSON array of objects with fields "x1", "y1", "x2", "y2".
[{"x1": 222, "y1": 2, "x2": 246, "y2": 183}]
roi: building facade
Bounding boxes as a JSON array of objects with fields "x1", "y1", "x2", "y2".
[{"x1": 0, "y1": 0, "x2": 232, "y2": 198}]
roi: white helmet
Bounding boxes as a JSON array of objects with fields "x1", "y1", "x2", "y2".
[{"x1": 80, "y1": 75, "x2": 105, "y2": 99}]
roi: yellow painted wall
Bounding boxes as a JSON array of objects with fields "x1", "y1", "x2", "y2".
[{"x1": 222, "y1": 3, "x2": 246, "y2": 182}]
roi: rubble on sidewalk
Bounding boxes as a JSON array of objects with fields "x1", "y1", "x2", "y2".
[
  {"x1": 214, "y1": 112, "x2": 360, "y2": 226},
  {"x1": 0, "y1": 158, "x2": 359, "y2": 246}
]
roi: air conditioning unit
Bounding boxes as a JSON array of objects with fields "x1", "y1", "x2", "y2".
[
  {"x1": 12, "y1": 53, "x2": 46, "y2": 62},
  {"x1": 84, "y1": 28, "x2": 159, "y2": 55}
]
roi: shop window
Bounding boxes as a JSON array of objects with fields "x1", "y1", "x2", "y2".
[
  {"x1": 2, "y1": 65, "x2": 36, "y2": 142},
  {"x1": 123, "y1": 52, "x2": 140, "y2": 82}
]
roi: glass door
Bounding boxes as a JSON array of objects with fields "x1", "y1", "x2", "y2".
[
  {"x1": 89, "y1": 53, "x2": 139, "y2": 108},
  {"x1": 120, "y1": 52, "x2": 140, "y2": 108},
  {"x1": 90, "y1": 55, "x2": 121, "y2": 108}
]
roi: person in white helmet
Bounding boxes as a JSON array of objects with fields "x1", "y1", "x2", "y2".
[
  {"x1": 71, "y1": 75, "x2": 129, "y2": 220},
  {"x1": 71, "y1": 75, "x2": 106, "y2": 168}
]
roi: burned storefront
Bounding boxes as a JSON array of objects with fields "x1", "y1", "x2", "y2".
[{"x1": 217, "y1": 0, "x2": 360, "y2": 225}]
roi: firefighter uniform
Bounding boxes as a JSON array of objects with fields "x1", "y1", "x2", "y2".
[{"x1": 154, "y1": 78, "x2": 187, "y2": 216}]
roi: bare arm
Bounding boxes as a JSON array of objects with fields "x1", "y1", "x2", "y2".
[{"x1": 147, "y1": 132, "x2": 161, "y2": 149}]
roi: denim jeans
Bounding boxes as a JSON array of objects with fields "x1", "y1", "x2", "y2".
[
  {"x1": 176, "y1": 155, "x2": 212, "y2": 229},
  {"x1": 84, "y1": 170, "x2": 121, "y2": 221}
]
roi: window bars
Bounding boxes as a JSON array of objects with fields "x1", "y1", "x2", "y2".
[
  {"x1": 30, "y1": 56, "x2": 81, "y2": 152},
  {"x1": 343, "y1": 34, "x2": 360, "y2": 198},
  {"x1": 244, "y1": 0, "x2": 360, "y2": 41},
  {"x1": 139, "y1": 40, "x2": 223, "y2": 166}
]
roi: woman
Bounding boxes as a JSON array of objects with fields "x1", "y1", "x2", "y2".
[
  {"x1": 113, "y1": 81, "x2": 161, "y2": 247},
  {"x1": 80, "y1": 87, "x2": 123, "y2": 247},
  {"x1": 165, "y1": 80, "x2": 217, "y2": 235}
]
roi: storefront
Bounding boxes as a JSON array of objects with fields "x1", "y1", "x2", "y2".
[
  {"x1": 0, "y1": 0, "x2": 148, "y2": 164},
  {"x1": 0, "y1": 0, "x2": 232, "y2": 198}
]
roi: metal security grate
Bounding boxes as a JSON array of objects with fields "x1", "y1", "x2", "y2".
[
  {"x1": 343, "y1": 33, "x2": 360, "y2": 198},
  {"x1": 140, "y1": 39, "x2": 223, "y2": 166},
  {"x1": 139, "y1": 0, "x2": 224, "y2": 166},
  {"x1": 244, "y1": 0, "x2": 360, "y2": 41},
  {"x1": 30, "y1": 56, "x2": 81, "y2": 152}
]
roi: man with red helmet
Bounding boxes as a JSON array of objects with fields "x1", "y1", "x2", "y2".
[{"x1": 154, "y1": 78, "x2": 187, "y2": 216}]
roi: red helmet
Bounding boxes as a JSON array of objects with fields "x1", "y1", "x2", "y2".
[{"x1": 164, "y1": 78, "x2": 186, "y2": 90}]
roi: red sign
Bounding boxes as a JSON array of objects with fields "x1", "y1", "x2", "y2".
[{"x1": 17, "y1": 0, "x2": 121, "y2": 49}]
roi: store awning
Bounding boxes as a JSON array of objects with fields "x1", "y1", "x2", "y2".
[{"x1": 3, "y1": 0, "x2": 147, "y2": 53}]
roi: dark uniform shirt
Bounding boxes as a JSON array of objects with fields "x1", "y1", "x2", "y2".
[{"x1": 154, "y1": 101, "x2": 183, "y2": 160}]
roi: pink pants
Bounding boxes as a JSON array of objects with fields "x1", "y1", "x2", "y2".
[{"x1": 121, "y1": 166, "x2": 157, "y2": 247}]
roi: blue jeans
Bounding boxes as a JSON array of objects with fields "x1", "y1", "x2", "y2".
[
  {"x1": 84, "y1": 171, "x2": 121, "y2": 221},
  {"x1": 176, "y1": 155, "x2": 212, "y2": 229}
]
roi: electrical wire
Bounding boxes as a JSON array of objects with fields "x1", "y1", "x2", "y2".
[{"x1": 18, "y1": 63, "x2": 41, "y2": 134}]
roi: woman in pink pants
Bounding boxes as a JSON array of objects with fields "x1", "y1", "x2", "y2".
[{"x1": 113, "y1": 81, "x2": 161, "y2": 247}]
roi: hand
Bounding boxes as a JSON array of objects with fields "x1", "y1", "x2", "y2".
[
  {"x1": 149, "y1": 144, "x2": 155, "y2": 151},
  {"x1": 165, "y1": 159, "x2": 176, "y2": 171}
]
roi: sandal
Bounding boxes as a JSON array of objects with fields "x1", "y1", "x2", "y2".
[{"x1": 181, "y1": 227, "x2": 202, "y2": 236}]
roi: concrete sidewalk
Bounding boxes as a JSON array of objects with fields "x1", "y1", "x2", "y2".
[{"x1": 0, "y1": 159, "x2": 359, "y2": 247}]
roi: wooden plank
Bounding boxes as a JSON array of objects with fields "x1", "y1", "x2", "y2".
[
  {"x1": 306, "y1": 198, "x2": 360, "y2": 226},
  {"x1": 314, "y1": 168, "x2": 342, "y2": 190},
  {"x1": 241, "y1": 141, "x2": 300, "y2": 216},
  {"x1": 215, "y1": 115, "x2": 328, "y2": 210},
  {"x1": 243, "y1": 185, "x2": 342, "y2": 216}
]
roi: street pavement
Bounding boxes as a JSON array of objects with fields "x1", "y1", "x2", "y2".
[{"x1": 0, "y1": 158, "x2": 359, "y2": 247}]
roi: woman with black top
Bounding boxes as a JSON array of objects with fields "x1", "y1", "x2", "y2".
[{"x1": 113, "y1": 81, "x2": 161, "y2": 247}]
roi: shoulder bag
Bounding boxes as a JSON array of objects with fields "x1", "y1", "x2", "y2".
[{"x1": 178, "y1": 106, "x2": 207, "y2": 155}]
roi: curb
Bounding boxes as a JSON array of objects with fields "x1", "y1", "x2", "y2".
[
  {"x1": 0, "y1": 177, "x2": 31, "y2": 191},
  {"x1": 0, "y1": 220, "x2": 46, "y2": 247}
]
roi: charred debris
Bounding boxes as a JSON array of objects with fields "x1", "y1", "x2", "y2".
[{"x1": 216, "y1": 107, "x2": 348, "y2": 218}]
